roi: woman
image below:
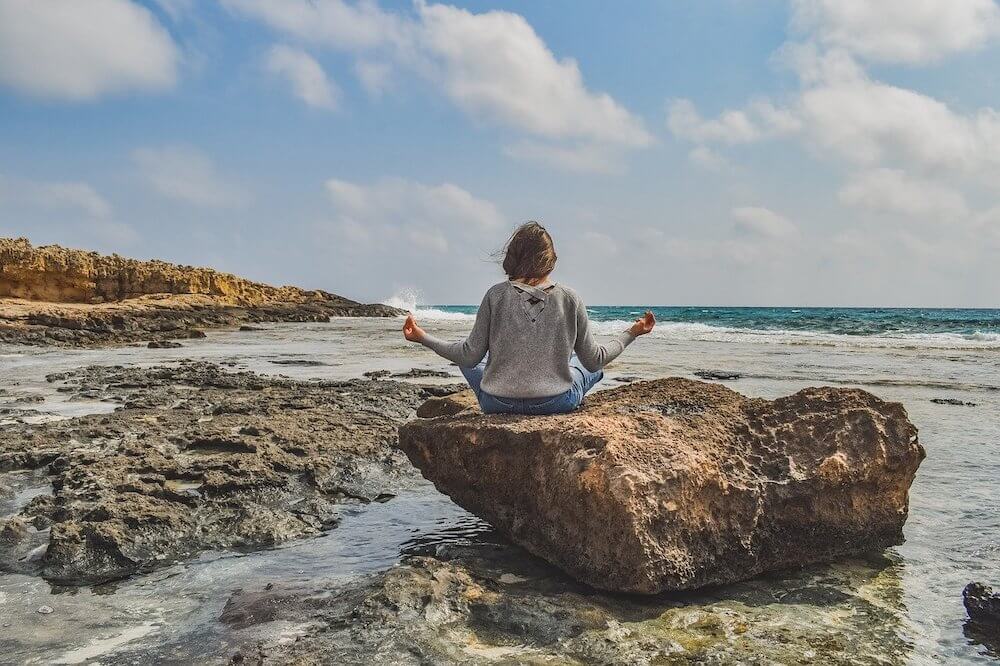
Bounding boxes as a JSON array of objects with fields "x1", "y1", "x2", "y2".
[{"x1": 402, "y1": 221, "x2": 655, "y2": 415}]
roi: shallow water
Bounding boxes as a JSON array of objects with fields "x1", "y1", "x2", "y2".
[{"x1": 1, "y1": 317, "x2": 998, "y2": 663}]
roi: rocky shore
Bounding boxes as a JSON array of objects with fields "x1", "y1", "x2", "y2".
[
  {"x1": 0, "y1": 362, "x2": 459, "y2": 584},
  {"x1": 0, "y1": 238, "x2": 402, "y2": 346}
]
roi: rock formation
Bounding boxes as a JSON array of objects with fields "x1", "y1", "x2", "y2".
[
  {"x1": 1, "y1": 236, "x2": 342, "y2": 305},
  {"x1": 399, "y1": 378, "x2": 925, "y2": 594},
  {"x1": 0, "y1": 237, "x2": 402, "y2": 345},
  {"x1": 0, "y1": 362, "x2": 454, "y2": 584},
  {"x1": 965, "y1": 582, "x2": 1000, "y2": 633}
]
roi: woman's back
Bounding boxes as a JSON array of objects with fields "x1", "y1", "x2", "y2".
[{"x1": 421, "y1": 280, "x2": 635, "y2": 399}]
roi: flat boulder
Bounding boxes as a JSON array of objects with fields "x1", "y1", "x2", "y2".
[{"x1": 398, "y1": 378, "x2": 925, "y2": 594}]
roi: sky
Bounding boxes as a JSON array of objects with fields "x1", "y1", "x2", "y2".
[{"x1": 1, "y1": 0, "x2": 999, "y2": 307}]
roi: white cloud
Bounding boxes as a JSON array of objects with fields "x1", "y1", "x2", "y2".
[
  {"x1": 354, "y1": 60, "x2": 393, "y2": 96},
  {"x1": 0, "y1": 175, "x2": 137, "y2": 245},
  {"x1": 581, "y1": 230, "x2": 619, "y2": 255},
  {"x1": 667, "y1": 98, "x2": 800, "y2": 144},
  {"x1": 627, "y1": 215, "x2": 802, "y2": 272},
  {"x1": 839, "y1": 169, "x2": 969, "y2": 220},
  {"x1": 795, "y1": 54, "x2": 1000, "y2": 174},
  {"x1": 731, "y1": 206, "x2": 799, "y2": 239},
  {"x1": 790, "y1": 0, "x2": 1000, "y2": 64},
  {"x1": 33, "y1": 182, "x2": 114, "y2": 220},
  {"x1": 221, "y1": 0, "x2": 404, "y2": 50},
  {"x1": 325, "y1": 177, "x2": 505, "y2": 238},
  {"x1": 318, "y1": 177, "x2": 508, "y2": 299},
  {"x1": 0, "y1": 176, "x2": 113, "y2": 220},
  {"x1": 133, "y1": 146, "x2": 249, "y2": 208},
  {"x1": 0, "y1": 0, "x2": 179, "y2": 101},
  {"x1": 688, "y1": 146, "x2": 731, "y2": 172},
  {"x1": 503, "y1": 141, "x2": 620, "y2": 174},
  {"x1": 225, "y1": 0, "x2": 651, "y2": 150},
  {"x1": 668, "y1": 100, "x2": 760, "y2": 144},
  {"x1": 153, "y1": 0, "x2": 195, "y2": 21},
  {"x1": 669, "y1": 16, "x2": 1000, "y2": 193},
  {"x1": 413, "y1": 3, "x2": 651, "y2": 148},
  {"x1": 265, "y1": 45, "x2": 339, "y2": 110}
]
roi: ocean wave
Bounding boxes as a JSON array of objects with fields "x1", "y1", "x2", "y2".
[
  {"x1": 413, "y1": 308, "x2": 477, "y2": 322},
  {"x1": 382, "y1": 287, "x2": 422, "y2": 312},
  {"x1": 588, "y1": 319, "x2": 1000, "y2": 350},
  {"x1": 382, "y1": 289, "x2": 478, "y2": 322}
]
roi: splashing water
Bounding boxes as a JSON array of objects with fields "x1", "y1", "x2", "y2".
[
  {"x1": 382, "y1": 287, "x2": 423, "y2": 313},
  {"x1": 382, "y1": 288, "x2": 476, "y2": 321}
]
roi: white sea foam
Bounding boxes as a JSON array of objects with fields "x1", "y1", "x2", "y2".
[
  {"x1": 588, "y1": 319, "x2": 1000, "y2": 350},
  {"x1": 382, "y1": 288, "x2": 476, "y2": 321},
  {"x1": 382, "y1": 287, "x2": 422, "y2": 312},
  {"x1": 414, "y1": 308, "x2": 477, "y2": 322}
]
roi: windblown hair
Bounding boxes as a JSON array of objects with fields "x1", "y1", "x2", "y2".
[{"x1": 500, "y1": 222, "x2": 557, "y2": 281}]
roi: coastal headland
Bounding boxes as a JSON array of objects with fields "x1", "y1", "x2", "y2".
[{"x1": 0, "y1": 238, "x2": 402, "y2": 346}]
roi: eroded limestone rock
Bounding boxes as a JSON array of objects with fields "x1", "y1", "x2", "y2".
[
  {"x1": 0, "y1": 362, "x2": 437, "y2": 584},
  {"x1": 399, "y1": 378, "x2": 925, "y2": 594}
]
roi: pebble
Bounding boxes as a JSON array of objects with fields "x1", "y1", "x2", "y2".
[{"x1": 37, "y1": 605, "x2": 53, "y2": 614}]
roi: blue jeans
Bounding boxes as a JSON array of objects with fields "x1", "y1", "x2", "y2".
[{"x1": 460, "y1": 355, "x2": 603, "y2": 415}]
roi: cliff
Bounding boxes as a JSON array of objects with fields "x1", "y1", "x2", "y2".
[
  {"x1": 0, "y1": 238, "x2": 402, "y2": 346},
  {"x1": 1, "y1": 237, "x2": 346, "y2": 306}
]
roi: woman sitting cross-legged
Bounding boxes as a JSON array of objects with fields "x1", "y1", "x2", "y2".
[{"x1": 402, "y1": 221, "x2": 655, "y2": 415}]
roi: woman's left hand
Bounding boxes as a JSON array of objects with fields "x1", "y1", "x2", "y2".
[
  {"x1": 629, "y1": 311, "x2": 656, "y2": 336},
  {"x1": 402, "y1": 313, "x2": 426, "y2": 342}
]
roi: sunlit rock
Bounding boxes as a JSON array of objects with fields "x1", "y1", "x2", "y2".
[{"x1": 399, "y1": 378, "x2": 925, "y2": 594}]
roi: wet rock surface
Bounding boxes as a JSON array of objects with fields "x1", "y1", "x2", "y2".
[
  {"x1": 965, "y1": 582, "x2": 1000, "y2": 631},
  {"x1": 400, "y1": 379, "x2": 925, "y2": 594},
  {"x1": 931, "y1": 398, "x2": 977, "y2": 407},
  {"x1": 392, "y1": 368, "x2": 456, "y2": 379},
  {"x1": 227, "y1": 539, "x2": 914, "y2": 665},
  {"x1": 0, "y1": 362, "x2": 439, "y2": 584},
  {"x1": 694, "y1": 369, "x2": 742, "y2": 381}
]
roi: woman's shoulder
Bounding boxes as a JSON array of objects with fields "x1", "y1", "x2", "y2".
[
  {"x1": 552, "y1": 283, "x2": 581, "y2": 302},
  {"x1": 485, "y1": 280, "x2": 511, "y2": 296},
  {"x1": 479, "y1": 281, "x2": 512, "y2": 304}
]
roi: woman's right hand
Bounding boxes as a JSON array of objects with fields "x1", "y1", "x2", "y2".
[
  {"x1": 629, "y1": 311, "x2": 656, "y2": 336},
  {"x1": 402, "y1": 314, "x2": 426, "y2": 342}
]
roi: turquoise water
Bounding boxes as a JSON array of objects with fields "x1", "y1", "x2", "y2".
[{"x1": 426, "y1": 306, "x2": 1000, "y2": 338}]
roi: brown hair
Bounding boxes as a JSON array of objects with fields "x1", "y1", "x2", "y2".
[{"x1": 500, "y1": 222, "x2": 557, "y2": 281}]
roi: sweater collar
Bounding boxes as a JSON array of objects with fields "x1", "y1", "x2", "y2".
[{"x1": 509, "y1": 280, "x2": 555, "y2": 301}]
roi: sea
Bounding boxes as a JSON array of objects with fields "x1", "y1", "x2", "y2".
[
  {"x1": 1, "y1": 303, "x2": 998, "y2": 663},
  {"x1": 413, "y1": 304, "x2": 1000, "y2": 349}
]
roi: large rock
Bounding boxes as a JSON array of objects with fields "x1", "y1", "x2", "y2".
[{"x1": 399, "y1": 378, "x2": 925, "y2": 594}]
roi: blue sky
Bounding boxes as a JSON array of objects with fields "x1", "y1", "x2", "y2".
[{"x1": 1, "y1": 0, "x2": 999, "y2": 307}]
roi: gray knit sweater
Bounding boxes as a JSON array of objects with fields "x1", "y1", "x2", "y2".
[{"x1": 420, "y1": 281, "x2": 635, "y2": 399}]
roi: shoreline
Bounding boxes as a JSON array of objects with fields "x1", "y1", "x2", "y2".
[{"x1": 0, "y1": 295, "x2": 402, "y2": 348}]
